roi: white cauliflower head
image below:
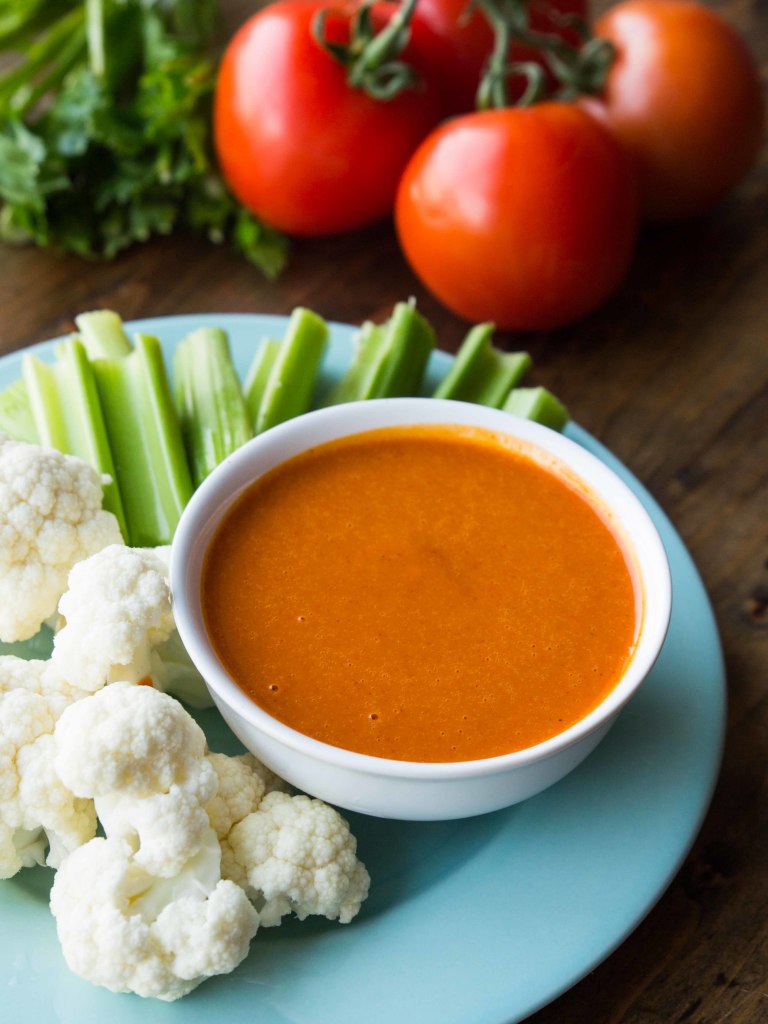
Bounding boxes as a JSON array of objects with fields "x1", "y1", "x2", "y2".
[
  {"x1": 0, "y1": 687, "x2": 96, "y2": 878},
  {"x1": 206, "y1": 751, "x2": 289, "y2": 841},
  {"x1": 0, "y1": 436, "x2": 123, "y2": 642},
  {"x1": 224, "y1": 791, "x2": 370, "y2": 927},
  {"x1": 50, "y1": 833, "x2": 259, "y2": 1001},
  {"x1": 208, "y1": 751, "x2": 291, "y2": 888},
  {"x1": 0, "y1": 654, "x2": 86, "y2": 717},
  {"x1": 51, "y1": 542, "x2": 213, "y2": 707},
  {"x1": 54, "y1": 683, "x2": 215, "y2": 876},
  {"x1": 52, "y1": 545, "x2": 174, "y2": 692}
]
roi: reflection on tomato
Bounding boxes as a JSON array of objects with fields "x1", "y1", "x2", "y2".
[
  {"x1": 586, "y1": 0, "x2": 765, "y2": 220},
  {"x1": 214, "y1": 0, "x2": 444, "y2": 236},
  {"x1": 395, "y1": 103, "x2": 639, "y2": 331}
]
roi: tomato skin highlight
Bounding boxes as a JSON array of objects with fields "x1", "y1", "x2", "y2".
[
  {"x1": 214, "y1": 0, "x2": 444, "y2": 236},
  {"x1": 587, "y1": 0, "x2": 765, "y2": 221},
  {"x1": 395, "y1": 104, "x2": 639, "y2": 332}
]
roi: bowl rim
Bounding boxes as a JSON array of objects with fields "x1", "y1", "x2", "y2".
[{"x1": 170, "y1": 397, "x2": 672, "y2": 781}]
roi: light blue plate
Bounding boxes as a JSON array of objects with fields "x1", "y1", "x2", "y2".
[{"x1": 0, "y1": 314, "x2": 725, "y2": 1023}]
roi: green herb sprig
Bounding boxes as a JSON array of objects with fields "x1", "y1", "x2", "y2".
[{"x1": 0, "y1": 0, "x2": 287, "y2": 276}]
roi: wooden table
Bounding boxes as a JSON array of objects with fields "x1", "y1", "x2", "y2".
[{"x1": 0, "y1": 0, "x2": 765, "y2": 1019}]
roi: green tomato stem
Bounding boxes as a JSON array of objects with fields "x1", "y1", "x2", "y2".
[
  {"x1": 474, "y1": 0, "x2": 616, "y2": 109},
  {"x1": 313, "y1": 0, "x2": 421, "y2": 101}
]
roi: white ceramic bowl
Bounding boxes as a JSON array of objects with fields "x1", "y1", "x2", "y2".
[{"x1": 170, "y1": 398, "x2": 672, "y2": 821}]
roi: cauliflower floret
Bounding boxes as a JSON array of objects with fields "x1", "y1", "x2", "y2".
[
  {"x1": 224, "y1": 791, "x2": 370, "y2": 926},
  {"x1": 0, "y1": 654, "x2": 86, "y2": 717},
  {"x1": 206, "y1": 752, "x2": 289, "y2": 841},
  {"x1": 52, "y1": 545, "x2": 174, "y2": 692},
  {"x1": 207, "y1": 751, "x2": 291, "y2": 889},
  {"x1": 50, "y1": 833, "x2": 259, "y2": 1002},
  {"x1": 51, "y1": 543, "x2": 212, "y2": 707},
  {"x1": 54, "y1": 682, "x2": 206, "y2": 796},
  {"x1": 0, "y1": 687, "x2": 96, "y2": 878},
  {"x1": 206, "y1": 753, "x2": 267, "y2": 841},
  {"x1": 54, "y1": 683, "x2": 216, "y2": 877},
  {"x1": 0, "y1": 436, "x2": 123, "y2": 642},
  {"x1": 95, "y1": 765, "x2": 218, "y2": 879}
]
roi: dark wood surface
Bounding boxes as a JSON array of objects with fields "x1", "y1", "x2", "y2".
[{"x1": 0, "y1": 0, "x2": 766, "y2": 1020}]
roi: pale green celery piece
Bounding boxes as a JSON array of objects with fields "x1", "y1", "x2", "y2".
[
  {"x1": 433, "y1": 322, "x2": 532, "y2": 407},
  {"x1": 243, "y1": 338, "x2": 280, "y2": 427},
  {"x1": 503, "y1": 386, "x2": 569, "y2": 432},
  {"x1": 74, "y1": 309, "x2": 132, "y2": 359},
  {"x1": 22, "y1": 339, "x2": 127, "y2": 537},
  {"x1": 0, "y1": 378, "x2": 38, "y2": 443},
  {"x1": 324, "y1": 300, "x2": 435, "y2": 405},
  {"x1": 173, "y1": 327, "x2": 252, "y2": 488},
  {"x1": 322, "y1": 320, "x2": 384, "y2": 405},
  {"x1": 256, "y1": 308, "x2": 329, "y2": 434},
  {"x1": 93, "y1": 333, "x2": 194, "y2": 547}
]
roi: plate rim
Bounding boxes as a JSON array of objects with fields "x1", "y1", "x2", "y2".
[{"x1": 0, "y1": 311, "x2": 726, "y2": 1024}]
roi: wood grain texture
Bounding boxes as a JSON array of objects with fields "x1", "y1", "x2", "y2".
[{"x1": 0, "y1": 0, "x2": 765, "y2": 1020}]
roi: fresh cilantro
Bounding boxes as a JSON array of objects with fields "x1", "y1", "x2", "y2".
[{"x1": 0, "y1": 0, "x2": 287, "y2": 276}]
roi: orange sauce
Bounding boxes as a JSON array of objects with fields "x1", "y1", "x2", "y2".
[{"x1": 202, "y1": 425, "x2": 639, "y2": 762}]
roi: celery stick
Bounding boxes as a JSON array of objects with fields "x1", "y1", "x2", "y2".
[
  {"x1": 93, "y1": 333, "x2": 193, "y2": 546},
  {"x1": 173, "y1": 327, "x2": 252, "y2": 487},
  {"x1": 243, "y1": 338, "x2": 280, "y2": 427},
  {"x1": 0, "y1": 378, "x2": 38, "y2": 443},
  {"x1": 255, "y1": 308, "x2": 329, "y2": 434},
  {"x1": 74, "y1": 309, "x2": 132, "y2": 359},
  {"x1": 365, "y1": 301, "x2": 435, "y2": 397},
  {"x1": 433, "y1": 323, "x2": 531, "y2": 407},
  {"x1": 323, "y1": 320, "x2": 385, "y2": 405},
  {"x1": 324, "y1": 300, "x2": 436, "y2": 405},
  {"x1": 22, "y1": 339, "x2": 127, "y2": 536},
  {"x1": 503, "y1": 386, "x2": 569, "y2": 432}
]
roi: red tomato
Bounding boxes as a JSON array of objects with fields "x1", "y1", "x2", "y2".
[
  {"x1": 395, "y1": 103, "x2": 638, "y2": 331},
  {"x1": 585, "y1": 0, "x2": 765, "y2": 221},
  {"x1": 214, "y1": 0, "x2": 444, "y2": 236},
  {"x1": 412, "y1": 0, "x2": 589, "y2": 114}
]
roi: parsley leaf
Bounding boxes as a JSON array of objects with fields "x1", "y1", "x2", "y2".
[{"x1": 0, "y1": 0, "x2": 287, "y2": 276}]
